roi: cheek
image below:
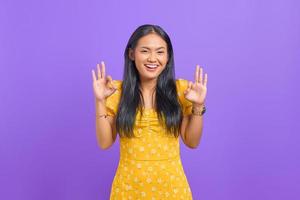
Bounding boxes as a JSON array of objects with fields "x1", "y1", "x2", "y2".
[
  {"x1": 133, "y1": 55, "x2": 143, "y2": 66},
  {"x1": 134, "y1": 52, "x2": 147, "y2": 61},
  {"x1": 159, "y1": 55, "x2": 168, "y2": 64}
]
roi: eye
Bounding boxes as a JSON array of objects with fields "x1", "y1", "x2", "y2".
[
  {"x1": 157, "y1": 51, "x2": 164, "y2": 54},
  {"x1": 141, "y1": 50, "x2": 148, "y2": 53}
]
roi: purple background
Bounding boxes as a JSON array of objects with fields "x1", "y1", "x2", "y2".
[{"x1": 1, "y1": 0, "x2": 299, "y2": 199}]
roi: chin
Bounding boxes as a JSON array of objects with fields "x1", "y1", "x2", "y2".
[{"x1": 140, "y1": 73, "x2": 159, "y2": 80}]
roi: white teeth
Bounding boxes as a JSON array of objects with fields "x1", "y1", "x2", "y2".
[{"x1": 145, "y1": 64, "x2": 158, "y2": 68}]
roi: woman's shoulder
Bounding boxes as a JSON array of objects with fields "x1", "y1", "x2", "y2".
[
  {"x1": 107, "y1": 80, "x2": 122, "y2": 103},
  {"x1": 175, "y1": 78, "x2": 193, "y2": 116},
  {"x1": 105, "y1": 80, "x2": 122, "y2": 117},
  {"x1": 175, "y1": 78, "x2": 189, "y2": 91},
  {"x1": 175, "y1": 78, "x2": 190, "y2": 96},
  {"x1": 112, "y1": 79, "x2": 122, "y2": 89}
]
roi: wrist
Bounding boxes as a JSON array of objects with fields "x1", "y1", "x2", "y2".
[
  {"x1": 95, "y1": 98, "x2": 106, "y2": 104},
  {"x1": 192, "y1": 103, "x2": 206, "y2": 116},
  {"x1": 95, "y1": 99, "x2": 107, "y2": 111},
  {"x1": 192, "y1": 102, "x2": 205, "y2": 109}
]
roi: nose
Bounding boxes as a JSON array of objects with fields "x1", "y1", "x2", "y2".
[{"x1": 147, "y1": 53, "x2": 156, "y2": 62}]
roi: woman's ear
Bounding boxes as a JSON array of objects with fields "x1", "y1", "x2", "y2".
[{"x1": 128, "y1": 48, "x2": 135, "y2": 61}]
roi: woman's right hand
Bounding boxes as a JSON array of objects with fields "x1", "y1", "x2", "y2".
[{"x1": 91, "y1": 61, "x2": 117, "y2": 102}]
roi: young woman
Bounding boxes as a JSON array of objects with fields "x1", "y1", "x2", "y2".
[{"x1": 92, "y1": 24, "x2": 207, "y2": 200}]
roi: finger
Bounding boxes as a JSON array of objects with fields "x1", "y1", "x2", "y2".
[
  {"x1": 184, "y1": 81, "x2": 190, "y2": 94},
  {"x1": 106, "y1": 75, "x2": 115, "y2": 89},
  {"x1": 97, "y1": 63, "x2": 102, "y2": 79},
  {"x1": 106, "y1": 75, "x2": 112, "y2": 82},
  {"x1": 188, "y1": 81, "x2": 193, "y2": 91},
  {"x1": 204, "y1": 73, "x2": 208, "y2": 87},
  {"x1": 183, "y1": 87, "x2": 189, "y2": 95},
  {"x1": 199, "y1": 67, "x2": 203, "y2": 84},
  {"x1": 92, "y1": 70, "x2": 97, "y2": 82},
  {"x1": 195, "y1": 65, "x2": 199, "y2": 83},
  {"x1": 101, "y1": 61, "x2": 106, "y2": 79}
]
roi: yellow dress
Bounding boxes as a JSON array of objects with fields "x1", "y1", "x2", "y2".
[{"x1": 105, "y1": 79, "x2": 194, "y2": 200}]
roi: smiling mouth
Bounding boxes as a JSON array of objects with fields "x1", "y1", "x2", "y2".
[{"x1": 144, "y1": 64, "x2": 159, "y2": 69}]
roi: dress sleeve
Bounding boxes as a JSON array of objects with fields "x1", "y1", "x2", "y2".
[
  {"x1": 105, "y1": 80, "x2": 122, "y2": 117},
  {"x1": 176, "y1": 79, "x2": 193, "y2": 116}
]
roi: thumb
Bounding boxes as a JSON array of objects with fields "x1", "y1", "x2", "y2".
[
  {"x1": 185, "y1": 81, "x2": 193, "y2": 94},
  {"x1": 106, "y1": 75, "x2": 116, "y2": 89}
]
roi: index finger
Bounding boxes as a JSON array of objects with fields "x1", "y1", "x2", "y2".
[
  {"x1": 195, "y1": 65, "x2": 199, "y2": 83},
  {"x1": 101, "y1": 61, "x2": 106, "y2": 78},
  {"x1": 92, "y1": 70, "x2": 97, "y2": 82}
]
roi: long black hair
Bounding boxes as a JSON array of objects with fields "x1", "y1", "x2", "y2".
[{"x1": 116, "y1": 24, "x2": 183, "y2": 138}]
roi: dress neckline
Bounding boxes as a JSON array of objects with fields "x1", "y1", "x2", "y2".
[
  {"x1": 141, "y1": 107, "x2": 156, "y2": 113},
  {"x1": 144, "y1": 107, "x2": 155, "y2": 110}
]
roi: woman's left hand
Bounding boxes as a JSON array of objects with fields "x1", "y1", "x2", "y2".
[{"x1": 184, "y1": 65, "x2": 208, "y2": 106}]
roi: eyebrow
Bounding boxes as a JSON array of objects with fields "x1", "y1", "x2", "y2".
[{"x1": 140, "y1": 46, "x2": 166, "y2": 50}]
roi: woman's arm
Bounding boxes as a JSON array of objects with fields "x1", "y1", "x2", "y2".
[
  {"x1": 180, "y1": 104, "x2": 204, "y2": 148},
  {"x1": 92, "y1": 61, "x2": 119, "y2": 150},
  {"x1": 95, "y1": 99, "x2": 117, "y2": 149},
  {"x1": 180, "y1": 65, "x2": 207, "y2": 149}
]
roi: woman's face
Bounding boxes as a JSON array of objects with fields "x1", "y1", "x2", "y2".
[{"x1": 129, "y1": 33, "x2": 168, "y2": 81}]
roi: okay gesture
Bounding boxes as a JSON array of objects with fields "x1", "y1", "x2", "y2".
[{"x1": 183, "y1": 65, "x2": 208, "y2": 106}]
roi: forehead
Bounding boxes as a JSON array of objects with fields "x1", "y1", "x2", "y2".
[{"x1": 136, "y1": 33, "x2": 167, "y2": 48}]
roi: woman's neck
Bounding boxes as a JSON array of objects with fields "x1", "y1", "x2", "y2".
[
  {"x1": 139, "y1": 78, "x2": 157, "y2": 93},
  {"x1": 139, "y1": 78, "x2": 157, "y2": 108}
]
